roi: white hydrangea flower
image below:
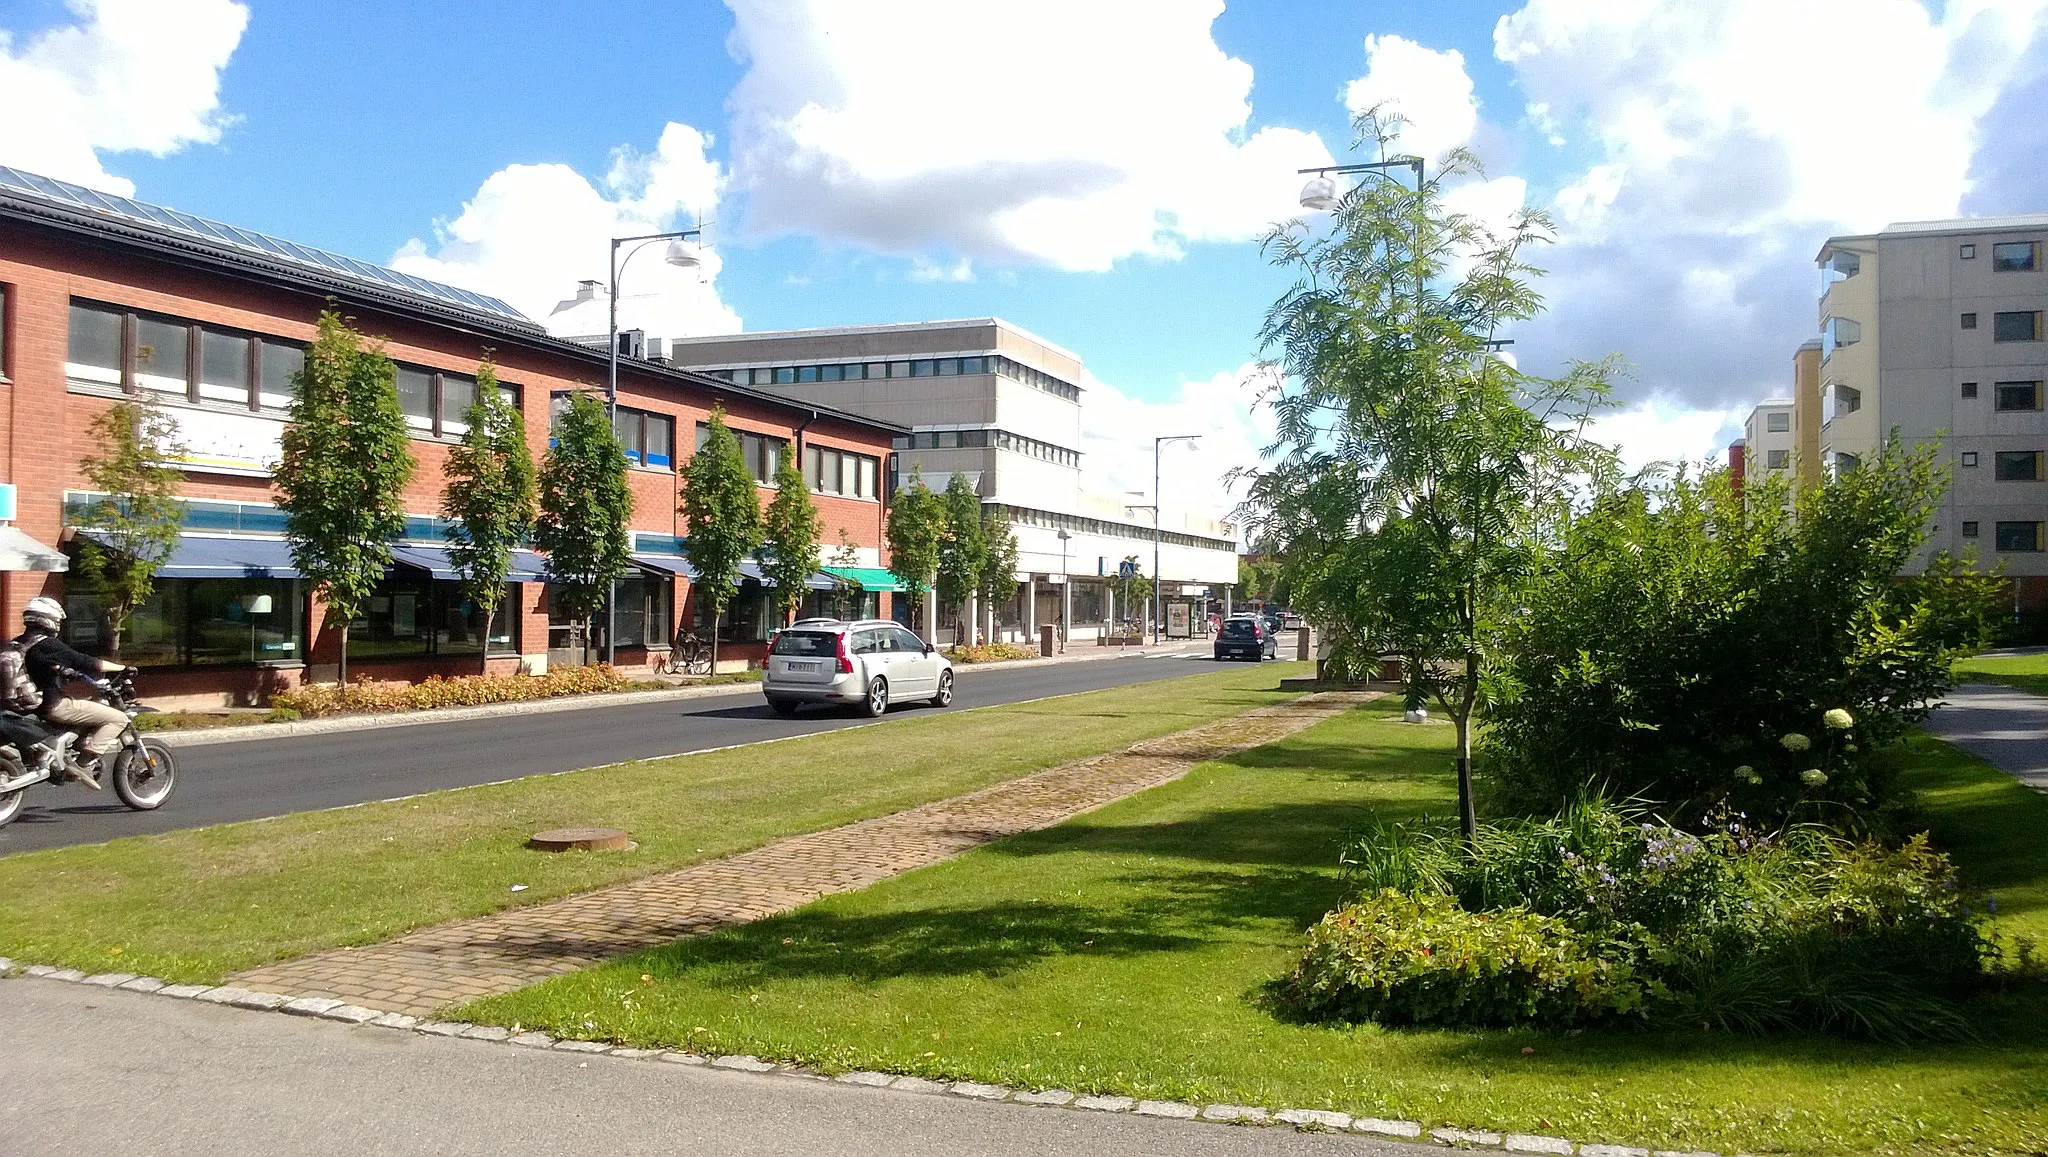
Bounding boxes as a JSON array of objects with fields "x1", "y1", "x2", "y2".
[
  {"x1": 1823, "y1": 708, "x2": 1854, "y2": 731},
  {"x1": 1800, "y1": 768, "x2": 1829, "y2": 787},
  {"x1": 1781, "y1": 733, "x2": 1812, "y2": 752}
]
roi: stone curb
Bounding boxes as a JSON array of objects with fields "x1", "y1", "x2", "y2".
[
  {"x1": 153, "y1": 643, "x2": 1213, "y2": 748},
  {"x1": 0, "y1": 962, "x2": 1744, "y2": 1157}
]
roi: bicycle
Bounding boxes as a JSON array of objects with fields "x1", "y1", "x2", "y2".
[{"x1": 655, "y1": 629, "x2": 712, "y2": 676}]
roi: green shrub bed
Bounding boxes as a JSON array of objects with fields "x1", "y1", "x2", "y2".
[
  {"x1": 1286, "y1": 802, "x2": 2036, "y2": 1040},
  {"x1": 271, "y1": 664, "x2": 643, "y2": 717}
]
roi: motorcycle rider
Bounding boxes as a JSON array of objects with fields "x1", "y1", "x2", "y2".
[{"x1": 14, "y1": 596, "x2": 130, "y2": 790}]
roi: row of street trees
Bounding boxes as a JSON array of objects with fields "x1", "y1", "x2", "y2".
[
  {"x1": 74, "y1": 309, "x2": 838, "y2": 682},
  {"x1": 884, "y1": 467, "x2": 1019, "y2": 646}
]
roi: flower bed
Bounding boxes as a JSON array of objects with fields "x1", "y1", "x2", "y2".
[
  {"x1": 272, "y1": 665, "x2": 649, "y2": 718},
  {"x1": 944, "y1": 643, "x2": 1039, "y2": 664}
]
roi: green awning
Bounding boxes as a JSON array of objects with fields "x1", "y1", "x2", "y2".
[{"x1": 822, "y1": 566, "x2": 907, "y2": 593}]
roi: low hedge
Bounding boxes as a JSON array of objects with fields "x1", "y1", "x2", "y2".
[
  {"x1": 272, "y1": 664, "x2": 639, "y2": 718},
  {"x1": 945, "y1": 643, "x2": 1039, "y2": 664}
]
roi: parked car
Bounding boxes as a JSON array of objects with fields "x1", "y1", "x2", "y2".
[
  {"x1": 1214, "y1": 616, "x2": 1278, "y2": 662},
  {"x1": 763, "y1": 619, "x2": 954, "y2": 717}
]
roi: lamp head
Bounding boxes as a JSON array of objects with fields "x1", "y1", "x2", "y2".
[
  {"x1": 1298, "y1": 175, "x2": 1342, "y2": 212},
  {"x1": 664, "y1": 237, "x2": 702, "y2": 268}
]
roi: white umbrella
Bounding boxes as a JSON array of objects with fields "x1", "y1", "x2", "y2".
[{"x1": 0, "y1": 526, "x2": 68, "y2": 572}]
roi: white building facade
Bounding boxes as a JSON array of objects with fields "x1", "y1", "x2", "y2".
[{"x1": 665, "y1": 319, "x2": 1240, "y2": 643}]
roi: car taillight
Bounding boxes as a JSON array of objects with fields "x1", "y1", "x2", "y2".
[{"x1": 836, "y1": 634, "x2": 855, "y2": 674}]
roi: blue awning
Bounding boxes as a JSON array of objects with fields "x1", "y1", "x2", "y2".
[
  {"x1": 145, "y1": 534, "x2": 304, "y2": 580},
  {"x1": 389, "y1": 543, "x2": 547, "y2": 582},
  {"x1": 631, "y1": 553, "x2": 697, "y2": 579}
]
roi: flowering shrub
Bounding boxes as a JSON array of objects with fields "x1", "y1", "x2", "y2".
[
  {"x1": 944, "y1": 643, "x2": 1039, "y2": 664},
  {"x1": 1299, "y1": 801, "x2": 2006, "y2": 1039},
  {"x1": 273, "y1": 665, "x2": 636, "y2": 718},
  {"x1": 1287, "y1": 891, "x2": 1648, "y2": 1028}
]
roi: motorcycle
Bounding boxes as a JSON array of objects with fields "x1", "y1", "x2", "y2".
[{"x1": 0, "y1": 669, "x2": 177, "y2": 828}]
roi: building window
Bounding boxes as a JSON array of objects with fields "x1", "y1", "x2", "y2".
[
  {"x1": 1995, "y1": 450, "x2": 2042, "y2": 481},
  {"x1": 695, "y1": 423, "x2": 786, "y2": 484},
  {"x1": 1834, "y1": 452, "x2": 1861, "y2": 476},
  {"x1": 1765, "y1": 449, "x2": 1789, "y2": 470},
  {"x1": 1962, "y1": 381, "x2": 1979, "y2": 399},
  {"x1": 1992, "y1": 241, "x2": 2040, "y2": 272},
  {"x1": 1961, "y1": 312, "x2": 1979, "y2": 329},
  {"x1": 63, "y1": 577, "x2": 305, "y2": 668},
  {"x1": 614, "y1": 406, "x2": 676, "y2": 469},
  {"x1": 197, "y1": 327, "x2": 251, "y2": 406},
  {"x1": 608, "y1": 575, "x2": 672, "y2": 649},
  {"x1": 398, "y1": 365, "x2": 513, "y2": 439},
  {"x1": 804, "y1": 444, "x2": 880, "y2": 499},
  {"x1": 1766, "y1": 411, "x2": 1790, "y2": 432},
  {"x1": 1996, "y1": 381, "x2": 2044, "y2": 411},
  {"x1": 1994, "y1": 311, "x2": 2043, "y2": 342},
  {"x1": 1963, "y1": 521, "x2": 1980, "y2": 538},
  {"x1": 0, "y1": 284, "x2": 9, "y2": 379},
  {"x1": 66, "y1": 302, "x2": 125, "y2": 389},
  {"x1": 134, "y1": 315, "x2": 189, "y2": 398},
  {"x1": 1996, "y1": 521, "x2": 2042, "y2": 552},
  {"x1": 1960, "y1": 243, "x2": 1977, "y2": 259},
  {"x1": 351, "y1": 576, "x2": 515, "y2": 658},
  {"x1": 1962, "y1": 451, "x2": 1979, "y2": 468}
]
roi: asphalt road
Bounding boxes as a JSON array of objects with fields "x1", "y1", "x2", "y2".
[
  {"x1": 0, "y1": 981, "x2": 1414, "y2": 1157},
  {"x1": 1, "y1": 651, "x2": 1233, "y2": 855}
]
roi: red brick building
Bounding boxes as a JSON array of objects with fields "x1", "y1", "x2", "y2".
[{"x1": 0, "y1": 167, "x2": 903, "y2": 707}]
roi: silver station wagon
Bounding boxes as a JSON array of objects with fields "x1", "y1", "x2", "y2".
[{"x1": 762, "y1": 619, "x2": 955, "y2": 717}]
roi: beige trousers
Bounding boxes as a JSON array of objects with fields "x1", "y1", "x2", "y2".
[{"x1": 43, "y1": 698, "x2": 127, "y2": 757}]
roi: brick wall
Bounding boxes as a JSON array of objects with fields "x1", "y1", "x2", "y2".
[{"x1": 0, "y1": 219, "x2": 896, "y2": 701}]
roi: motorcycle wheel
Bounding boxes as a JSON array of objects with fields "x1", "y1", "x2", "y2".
[
  {"x1": 0, "y1": 748, "x2": 25, "y2": 828},
  {"x1": 111, "y1": 739, "x2": 176, "y2": 811}
]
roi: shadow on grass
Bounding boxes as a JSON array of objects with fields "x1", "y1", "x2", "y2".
[
  {"x1": 639, "y1": 900, "x2": 1201, "y2": 988},
  {"x1": 1891, "y1": 733, "x2": 2048, "y2": 918}
]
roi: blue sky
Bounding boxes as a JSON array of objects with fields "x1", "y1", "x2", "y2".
[{"x1": 4, "y1": 0, "x2": 2046, "y2": 517}]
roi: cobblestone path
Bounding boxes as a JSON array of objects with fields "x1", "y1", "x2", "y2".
[{"x1": 230, "y1": 691, "x2": 1371, "y2": 1016}]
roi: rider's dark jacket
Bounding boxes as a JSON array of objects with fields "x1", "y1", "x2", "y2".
[{"x1": 12, "y1": 629, "x2": 100, "y2": 716}]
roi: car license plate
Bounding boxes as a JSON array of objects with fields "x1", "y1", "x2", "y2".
[{"x1": 787, "y1": 661, "x2": 819, "y2": 672}]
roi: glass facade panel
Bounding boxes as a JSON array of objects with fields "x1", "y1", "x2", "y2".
[
  {"x1": 395, "y1": 367, "x2": 433, "y2": 430},
  {"x1": 66, "y1": 302, "x2": 124, "y2": 386},
  {"x1": 259, "y1": 339, "x2": 303, "y2": 409},
  {"x1": 134, "y1": 316, "x2": 189, "y2": 396},
  {"x1": 440, "y1": 372, "x2": 476, "y2": 436},
  {"x1": 198, "y1": 329, "x2": 251, "y2": 404}
]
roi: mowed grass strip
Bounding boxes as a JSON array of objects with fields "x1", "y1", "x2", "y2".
[
  {"x1": 1952, "y1": 650, "x2": 2048, "y2": 697},
  {"x1": 0, "y1": 662, "x2": 1307, "y2": 983},
  {"x1": 468, "y1": 703, "x2": 2048, "y2": 1157}
]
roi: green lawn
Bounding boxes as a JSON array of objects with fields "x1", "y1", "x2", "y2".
[
  {"x1": 1952, "y1": 650, "x2": 2048, "y2": 697},
  {"x1": 468, "y1": 702, "x2": 2048, "y2": 1157},
  {"x1": 0, "y1": 662, "x2": 1306, "y2": 983}
]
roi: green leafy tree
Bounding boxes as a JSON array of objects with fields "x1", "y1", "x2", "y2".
[
  {"x1": 761, "y1": 454, "x2": 823, "y2": 628},
  {"x1": 441, "y1": 359, "x2": 537, "y2": 673},
  {"x1": 1238, "y1": 113, "x2": 1617, "y2": 840},
  {"x1": 275, "y1": 310, "x2": 417, "y2": 685},
  {"x1": 935, "y1": 472, "x2": 988, "y2": 643},
  {"x1": 825, "y1": 529, "x2": 865, "y2": 620},
  {"x1": 680, "y1": 407, "x2": 763, "y2": 673},
  {"x1": 535, "y1": 391, "x2": 633, "y2": 665},
  {"x1": 885, "y1": 466, "x2": 943, "y2": 636},
  {"x1": 976, "y1": 505, "x2": 1021, "y2": 642},
  {"x1": 1484, "y1": 443, "x2": 2002, "y2": 826},
  {"x1": 73, "y1": 396, "x2": 186, "y2": 660}
]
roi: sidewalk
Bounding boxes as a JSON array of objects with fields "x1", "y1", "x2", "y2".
[
  {"x1": 157, "y1": 639, "x2": 1212, "y2": 749},
  {"x1": 1925, "y1": 682, "x2": 2048, "y2": 792},
  {"x1": 228, "y1": 690, "x2": 1368, "y2": 1016}
]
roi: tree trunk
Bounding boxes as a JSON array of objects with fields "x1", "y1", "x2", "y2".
[
  {"x1": 105, "y1": 610, "x2": 124, "y2": 662},
  {"x1": 709, "y1": 607, "x2": 720, "y2": 676},
  {"x1": 1455, "y1": 649, "x2": 1480, "y2": 843},
  {"x1": 337, "y1": 618, "x2": 349, "y2": 687}
]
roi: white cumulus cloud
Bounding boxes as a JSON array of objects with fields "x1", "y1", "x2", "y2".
[
  {"x1": 0, "y1": 0, "x2": 248, "y2": 194},
  {"x1": 1345, "y1": 34, "x2": 1479, "y2": 166},
  {"x1": 391, "y1": 122, "x2": 741, "y2": 339},
  {"x1": 722, "y1": 0, "x2": 1332, "y2": 273},
  {"x1": 1079, "y1": 362, "x2": 1276, "y2": 532},
  {"x1": 1494, "y1": 0, "x2": 2048, "y2": 412}
]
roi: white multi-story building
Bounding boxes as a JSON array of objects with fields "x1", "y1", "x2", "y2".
[
  {"x1": 1742, "y1": 398, "x2": 1797, "y2": 488},
  {"x1": 1811, "y1": 216, "x2": 2048, "y2": 598},
  {"x1": 664, "y1": 319, "x2": 1240, "y2": 642}
]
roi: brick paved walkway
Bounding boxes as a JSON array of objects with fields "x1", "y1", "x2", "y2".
[{"x1": 230, "y1": 691, "x2": 1371, "y2": 1016}]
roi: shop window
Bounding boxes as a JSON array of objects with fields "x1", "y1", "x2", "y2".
[
  {"x1": 609, "y1": 575, "x2": 673, "y2": 648},
  {"x1": 697, "y1": 579, "x2": 770, "y2": 643},
  {"x1": 64, "y1": 577, "x2": 304, "y2": 668},
  {"x1": 351, "y1": 577, "x2": 515, "y2": 658}
]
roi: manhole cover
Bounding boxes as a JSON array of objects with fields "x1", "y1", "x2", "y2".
[{"x1": 528, "y1": 826, "x2": 633, "y2": 852}]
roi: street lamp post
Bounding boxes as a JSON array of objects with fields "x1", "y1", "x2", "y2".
[
  {"x1": 1152, "y1": 435, "x2": 1200, "y2": 646},
  {"x1": 1056, "y1": 528, "x2": 1070, "y2": 654},
  {"x1": 1299, "y1": 155, "x2": 1427, "y2": 314},
  {"x1": 603, "y1": 228, "x2": 702, "y2": 667}
]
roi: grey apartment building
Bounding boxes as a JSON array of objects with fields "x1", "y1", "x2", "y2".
[
  {"x1": 1806, "y1": 215, "x2": 2048, "y2": 602},
  {"x1": 663, "y1": 319, "x2": 1241, "y2": 643}
]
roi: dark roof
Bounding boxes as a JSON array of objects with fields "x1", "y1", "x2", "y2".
[{"x1": 0, "y1": 166, "x2": 906, "y2": 437}]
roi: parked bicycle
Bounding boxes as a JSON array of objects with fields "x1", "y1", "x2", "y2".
[{"x1": 654, "y1": 628, "x2": 712, "y2": 676}]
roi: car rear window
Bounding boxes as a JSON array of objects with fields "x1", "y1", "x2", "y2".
[
  {"x1": 1221, "y1": 620, "x2": 1258, "y2": 638},
  {"x1": 772, "y1": 631, "x2": 839, "y2": 657}
]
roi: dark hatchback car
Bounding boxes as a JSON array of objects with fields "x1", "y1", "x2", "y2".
[{"x1": 1214, "y1": 617, "x2": 1277, "y2": 662}]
